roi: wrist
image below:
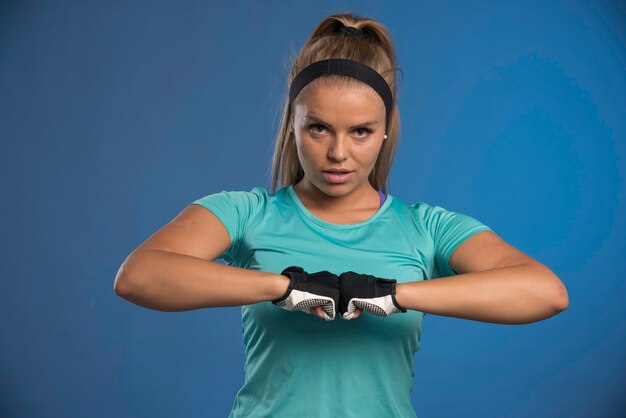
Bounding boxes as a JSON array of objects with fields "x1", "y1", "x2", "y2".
[
  {"x1": 269, "y1": 273, "x2": 291, "y2": 302},
  {"x1": 394, "y1": 283, "x2": 408, "y2": 311}
]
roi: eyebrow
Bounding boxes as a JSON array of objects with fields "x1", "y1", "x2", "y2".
[{"x1": 304, "y1": 114, "x2": 379, "y2": 129}]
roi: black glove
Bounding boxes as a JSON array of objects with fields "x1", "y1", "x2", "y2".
[
  {"x1": 338, "y1": 271, "x2": 407, "y2": 320},
  {"x1": 272, "y1": 266, "x2": 340, "y2": 321}
]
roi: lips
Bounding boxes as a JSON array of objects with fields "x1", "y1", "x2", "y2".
[
  {"x1": 323, "y1": 169, "x2": 353, "y2": 174},
  {"x1": 322, "y1": 170, "x2": 353, "y2": 184}
]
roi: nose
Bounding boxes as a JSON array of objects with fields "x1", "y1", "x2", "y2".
[{"x1": 327, "y1": 133, "x2": 348, "y2": 162}]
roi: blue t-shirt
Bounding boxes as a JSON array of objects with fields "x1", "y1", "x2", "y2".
[{"x1": 192, "y1": 184, "x2": 493, "y2": 418}]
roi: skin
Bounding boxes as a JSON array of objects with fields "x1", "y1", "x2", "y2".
[
  {"x1": 292, "y1": 81, "x2": 386, "y2": 216},
  {"x1": 292, "y1": 80, "x2": 388, "y2": 319},
  {"x1": 290, "y1": 80, "x2": 569, "y2": 323}
]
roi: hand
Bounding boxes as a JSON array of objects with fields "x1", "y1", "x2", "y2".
[
  {"x1": 338, "y1": 271, "x2": 407, "y2": 320},
  {"x1": 272, "y1": 266, "x2": 340, "y2": 321},
  {"x1": 310, "y1": 305, "x2": 362, "y2": 319}
]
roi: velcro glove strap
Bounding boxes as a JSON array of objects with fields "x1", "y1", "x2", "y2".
[
  {"x1": 338, "y1": 271, "x2": 407, "y2": 320},
  {"x1": 272, "y1": 266, "x2": 340, "y2": 321}
]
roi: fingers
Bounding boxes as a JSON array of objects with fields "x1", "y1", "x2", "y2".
[
  {"x1": 311, "y1": 306, "x2": 361, "y2": 319},
  {"x1": 312, "y1": 306, "x2": 324, "y2": 318}
]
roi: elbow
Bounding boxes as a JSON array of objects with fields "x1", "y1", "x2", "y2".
[
  {"x1": 533, "y1": 264, "x2": 569, "y2": 316},
  {"x1": 114, "y1": 275, "x2": 130, "y2": 297},
  {"x1": 549, "y1": 277, "x2": 569, "y2": 313},
  {"x1": 113, "y1": 261, "x2": 143, "y2": 299},
  {"x1": 114, "y1": 270, "x2": 131, "y2": 298},
  {"x1": 555, "y1": 284, "x2": 569, "y2": 312}
]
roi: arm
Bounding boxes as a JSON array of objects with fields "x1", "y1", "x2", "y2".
[
  {"x1": 394, "y1": 231, "x2": 569, "y2": 324},
  {"x1": 114, "y1": 204, "x2": 290, "y2": 312}
]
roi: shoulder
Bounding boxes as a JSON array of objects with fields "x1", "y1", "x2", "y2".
[
  {"x1": 405, "y1": 200, "x2": 436, "y2": 216},
  {"x1": 192, "y1": 186, "x2": 270, "y2": 207},
  {"x1": 190, "y1": 185, "x2": 296, "y2": 219},
  {"x1": 390, "y1": 195, "x2": 435, "y2": 213},
  {"x1": 402, "y1": 199, "x2": 492, "y2": 244},
  {"x1": 406, "y1": 200, "x2": 476, "y2": 226},
  {"x1": 189, "y1": 186, "x2": 277, "y2": 247},
  {"x1": 190, "y1": 186, "x2": 275, "y2": 228},
  {"x1": 402, "y1": 199, "x2": 441, "y2": 227}
]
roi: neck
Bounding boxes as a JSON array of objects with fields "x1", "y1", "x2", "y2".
[{"x1": 294, "y1": 180, "x2": 379, "y2": 213}]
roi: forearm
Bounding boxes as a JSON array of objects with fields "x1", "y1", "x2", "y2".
[
  {"x1": 394, "y1": 264, "x2": 569, "y2": 324},
  {"x1": 114, "y1": 250, "x2": 290, "y2": 312}
]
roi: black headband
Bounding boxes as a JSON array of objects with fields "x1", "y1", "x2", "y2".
[{"x1": 288, "y1": 59, "x2": 393, "y2": 130}]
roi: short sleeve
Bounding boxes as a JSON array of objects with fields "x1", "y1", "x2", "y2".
[
  {"x1": 190, "y1": 187, "x2": 266, "y2": 263},
  {"x1": 422, "y1": 203, "x2": 494, "y2": 278}
]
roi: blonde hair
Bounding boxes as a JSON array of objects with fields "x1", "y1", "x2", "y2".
[{"x1": 269, "y1": 12, "x2": 401, "y2": 194}]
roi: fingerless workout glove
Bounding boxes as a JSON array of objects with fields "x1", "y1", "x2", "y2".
[
  {"x1": 272, "y1": 266, "x2": 340, "y2": 321},
  {"x1": 338, "y1": 271, "x2": 407, "y2": 320}
]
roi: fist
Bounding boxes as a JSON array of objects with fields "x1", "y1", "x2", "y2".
[{"x1": 310, "y1": 305, "x2": 362, "y2": 319}]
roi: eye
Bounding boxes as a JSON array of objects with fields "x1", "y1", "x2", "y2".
[
  {"x1": 308, "y1": 123, "x2": 327, "y2": 135},
  {"x1": 354, "y1": 127, "x2": 373, "y2": 138}
]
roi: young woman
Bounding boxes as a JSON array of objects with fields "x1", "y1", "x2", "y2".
[{"x1": 114, "y1": 12, "x2": 569, "y2": 418}]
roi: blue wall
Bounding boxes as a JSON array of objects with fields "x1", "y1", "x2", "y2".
[{"x1": 1, "y1": 1, "x2": 624, "y2": 417}]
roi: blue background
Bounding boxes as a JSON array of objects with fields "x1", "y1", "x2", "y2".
[{"x1": 1, "y1": 1, "x2": 624, "y2": 417}]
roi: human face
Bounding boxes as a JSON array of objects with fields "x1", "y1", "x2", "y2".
[{"x1": 292, "y1": 81, "x2": 386, "y2": 202}]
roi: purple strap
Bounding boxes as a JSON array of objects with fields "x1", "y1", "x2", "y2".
[{"x1": 378, "y1": 190, "x2": 387, "y2": 207}]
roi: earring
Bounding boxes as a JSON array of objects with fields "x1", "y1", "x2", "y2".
[{"x1": 383, "y1": 133, "x2": 388, "y2": 140}]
